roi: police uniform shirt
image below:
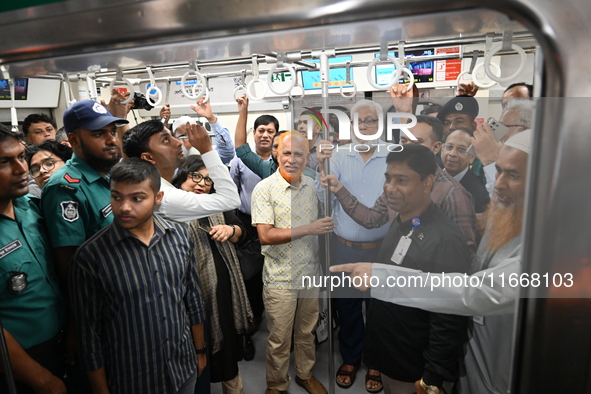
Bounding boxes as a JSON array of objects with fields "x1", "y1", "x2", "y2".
[
  {"x1": 41, "y1": 153, "x2": 113, "y2": 248},
  {"x1": 0, "y1": 196, "x2": 64, "y2": 348}
]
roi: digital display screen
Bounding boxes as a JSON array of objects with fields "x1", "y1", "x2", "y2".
[
  {"x1": 301, "y1": 56, "x2": 354, "y2": 90},
  {"x1": 374, "y1": 50, "x2": 434, "y2": 84},
  {"x1": 0, "y1": 78, "x2": 29, "y2": 100}
]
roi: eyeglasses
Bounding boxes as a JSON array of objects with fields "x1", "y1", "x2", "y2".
[
  {"x1": 30, "y1": 158, "x2": 63, "y2": 178},
  {"x1": 188, "y1": 171, "x2": 213, "y2": 186},
  {"x1": 443, "y1": 144, "x2": 468, "y2": 155},
  {"x1": 352, "y1": 119, "x2": 379, "y2": 127}
]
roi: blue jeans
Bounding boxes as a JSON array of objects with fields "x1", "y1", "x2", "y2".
[{"x1": 331, "y1": 234, "x2": 381, "y2": 366}]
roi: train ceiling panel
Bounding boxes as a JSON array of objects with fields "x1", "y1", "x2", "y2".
[{"x1": 0, "y1": 0, "x2": 528, "y2": 76}]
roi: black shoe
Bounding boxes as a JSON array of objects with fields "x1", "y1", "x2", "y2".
[{"x1": 243, "y1": 335, "x2": 255, "y2": 361}]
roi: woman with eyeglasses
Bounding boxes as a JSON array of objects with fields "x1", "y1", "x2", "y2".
[
  {"x1": 25, "y1": 140, "x2": 73, "y2": 194},
  {"x1": 172, "y1": 155, "x2": 253, "y2": 394}
]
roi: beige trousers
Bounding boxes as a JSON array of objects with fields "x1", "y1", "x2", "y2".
[
  {"x1": 263, "y1": 286, "x2": 320, "y2": 391},
  {"x1": 222, "y1": 371, "x2": 244, "y2": 394}
]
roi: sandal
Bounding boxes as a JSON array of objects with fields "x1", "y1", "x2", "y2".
[
  {"x1": 336, "y1": 364, "x2": 360, "y2": 389},
  {"x1": 365, "y1": 370, "x2": 383, "y2": 393}
]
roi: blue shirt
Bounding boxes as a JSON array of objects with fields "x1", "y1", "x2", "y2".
[
  {"x1": 315, "y1": 145, "x2": 390, "y2": 242},
  {"x1": 210, "y1": 120, "x2": 235, "y2": 165},
  {"x1": 70, "y1": 214, "x2": 205, "y2": 394},
  {"x1": 0, "y1": 196, "x2": 64, "y2": 349},
  {"x1": 230, "y1": 145, "x2": 272, "y2": 215}
]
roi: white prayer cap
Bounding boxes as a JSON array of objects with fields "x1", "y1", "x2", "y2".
[
  {"x1": 172, "y1": 116, "x2": 196, "y2": 132},
  {"x1": 504, "y1": 129, "x2": 532, "y2": 155}
]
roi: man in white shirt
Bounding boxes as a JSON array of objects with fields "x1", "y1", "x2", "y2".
[
  {"x1": 122, "y1": 119, "x2": 240, "y2": 222},
  {"x1": 330, "y1": 130, "x2": 532, "y2": 394}
]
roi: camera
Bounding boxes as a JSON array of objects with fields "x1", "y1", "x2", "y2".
[{"x1": 133, "y1": 91, "x2": 154, "y2": 111}]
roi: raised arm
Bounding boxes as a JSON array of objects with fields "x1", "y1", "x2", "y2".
[
  {"x1": 389, "y1": 83, "x2": 417, "y2": 114},
  {"x1": 159, "y1": 124, "x2": 240, "y2": 222},
  {"x1": 190, "y1": 97, "x2": 234, "y2": 164},
  {"x1": 235, "y1": 144, "x2": 276, "y2": 179},
  {"x1": 101, "y1": 89, "x2": 132, "y2": 154},
  {"x1": 160, "y1": 103, "x2": 171, "y2": 126},
  {"x1": 234, "y1": 94, "x2": 249, "y2": 148}
]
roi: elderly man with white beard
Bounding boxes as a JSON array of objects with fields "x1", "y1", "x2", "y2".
[{"x1": 330, "y1": 129, "x2": 532, "y2": 394}]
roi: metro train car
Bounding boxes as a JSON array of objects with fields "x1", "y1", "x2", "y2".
[{"x1": 0, "y1": 0, "x2": 590, "y2": 393}]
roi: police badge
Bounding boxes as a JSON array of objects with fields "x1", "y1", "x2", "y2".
[
  {"x1": 93, "y1": 102, "x2": 108, "y2": 114},
  {"x1": 60, "y1": 201, "x2": 79, "y2": 222},
  {"x1": 8, "y1": 271, "x2": 28, "y2": 294},
  {"x1": 455, "y1": 102, "x2": 463, "y2": 111}
]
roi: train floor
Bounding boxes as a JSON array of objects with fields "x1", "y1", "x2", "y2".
[{"x1": 210, "y1": 315, "x2": 370, "y2": 394}]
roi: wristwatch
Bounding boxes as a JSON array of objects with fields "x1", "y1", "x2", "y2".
[
  {"x1": 419, "y1": 378, "x2": 441, "y2": 394},
  {"x1": 195, "y1": 342, "x2": 208, "y2": 354}
]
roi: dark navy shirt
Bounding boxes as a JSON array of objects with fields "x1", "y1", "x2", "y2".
[
  {"x1": 365, "y1": 202, "x2": 471, "y2": 387},
  {"x1": 70, "y1": 214, "x2": 205, "y2": 393}
]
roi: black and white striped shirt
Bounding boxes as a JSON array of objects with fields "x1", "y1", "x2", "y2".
[{"x1": 70, "y1": 214, "x2": 205, "y2": 393}]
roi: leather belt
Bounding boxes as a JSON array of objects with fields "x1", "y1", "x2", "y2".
[{"x1": 335, "y1": 235, "x2": 382, "y2": 250}]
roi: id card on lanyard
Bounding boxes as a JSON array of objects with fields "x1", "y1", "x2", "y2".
[{"x1": 390, "y1": 217, "x2": 421, "y2": 265}]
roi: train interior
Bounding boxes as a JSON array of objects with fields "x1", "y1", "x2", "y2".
[{"x1": 2, "y1": 1, "x2": 589, "y2": 392}]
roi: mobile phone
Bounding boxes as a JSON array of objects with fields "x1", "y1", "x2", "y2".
[
  {"x1": 487, "y1": 117, "x2": 509, "y2": 142},
  {"x1": 467, "y1": 117, "x2": 509, "y2": 159},
  {"x1": 198, "y1": 223, "x2": 211, "y2": 233}
]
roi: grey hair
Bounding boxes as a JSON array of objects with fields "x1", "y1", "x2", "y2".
[
  {"x1": 503, "y1": 98, "x2": 535, "y2": 128},
  {"x1": 350, "y1": 99, "x2": 384, "y2": 118}
]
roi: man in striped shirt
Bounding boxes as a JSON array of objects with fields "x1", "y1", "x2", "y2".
[{"x1": 70, "y1": 158, "x2": 206, "y2": 394}]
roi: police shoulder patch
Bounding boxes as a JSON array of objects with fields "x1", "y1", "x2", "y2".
[
  {"x1": 64, "y1": 173, "x2": 81, "y2": 184},
  {"x1": 60, "y1": 201, "x2": 79, "y2": 222},
  {"x1": 101, "y1": 204, "x2": 112, "y2": 218}
]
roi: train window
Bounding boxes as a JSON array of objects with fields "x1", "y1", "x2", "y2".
[{"x1": 4, "y1": 2, "x2": 585, "y2": 393}]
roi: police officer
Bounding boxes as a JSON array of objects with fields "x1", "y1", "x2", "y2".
[
  {"x1": 40, "y1": 100, "x2": 128, "y2": 387},
  {"x1": 436, "y1": 95, "x2": 479, "y2": 140},
  {"x1": 0, "y1": 125, "x2": 66, "y2": 393},
  {"x1": 41, "y1": 99, "x2": 128, "y2": 283}
]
